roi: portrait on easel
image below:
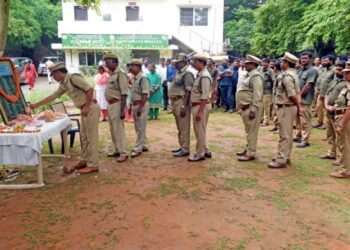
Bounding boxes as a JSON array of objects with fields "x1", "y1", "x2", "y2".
[{"x1": 0, "y1": 58, "x2": 27, "y2": 125}]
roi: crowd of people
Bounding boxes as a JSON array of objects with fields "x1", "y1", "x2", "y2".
[{"x1": 28, "y1": 51, "x2": 350, "y2": 179}]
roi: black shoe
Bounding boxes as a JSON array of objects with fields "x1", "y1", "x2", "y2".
[
  {"x1": 188, "y1": 154, "x2": 205, "y2": 162},
  {"x1": 205, "y1": 151, "x2": 212, "y2": 158},
  {"x1": 107, "y1": 152, "x2": 120, "y2": 157},
  {"x1": 269, "y1": 127, "x2": 278, "y2": 132},
  {"x1": 236, "y1": 150, "x2": 247, "y2": 156},
  {"x1": 173, "y1": 150, "x2": 190, "y2": 157},
  {"x1": 142, "y1": 147, "x2": 149, "y2": 152},
  {"x1": 312, "y1": 124, "x2": 322, "y2": 128},
  {"x1": 293, "y1": 138, "x2": 301, "y2": 143},
  {"x1": 172, "y1": 148, "x2": 182, "y2": 153}
]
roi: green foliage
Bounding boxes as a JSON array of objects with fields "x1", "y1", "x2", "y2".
[{"x1": 7, "y1": 0, "x2": 61, "y2": 49}]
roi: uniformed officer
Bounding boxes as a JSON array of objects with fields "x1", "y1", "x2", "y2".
[
  {"x1": 104, "y1": 53, "x2": 129, "y2": 163},
  {"x1": 259, "y1": 58, "x2": 275, "y2": 126},
  {"x1": 295, "y1": 51, "x2": 319, "y2": 148},
  {"x1": 236, "y1": 55, "x2": 264, "y2": 161},
  {"x1": 129, "y1": 59, "x2": 150, "y2": 158},
  {"x1": 188, "y1": 53, "x2": 212, "y2": 162},
  {"x1": 320, "y1": 61, "x2": 347, "y2": 161},
  {"x1": 313, "y1": 57, "x2": 326, "y2": 129},
  {"x1": 268, "y1": 52, "x2": 301, "y2": 168},
  {"x1": 169, "y1": 53, "x2": 195, "y2": 157},
  {"x1": 330, "y1": 68, "x2": 350, "y2": 178},
  {"x1": 30, "y1": 63, "x2": 100, "y2": 174},
  {"x1": 270, "y1": 60, "x2": 282, "y2": 132}
]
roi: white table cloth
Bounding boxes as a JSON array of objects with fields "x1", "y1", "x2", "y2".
[{"x1": 0, "y1": 116, "x2": 70, "y2": 165}]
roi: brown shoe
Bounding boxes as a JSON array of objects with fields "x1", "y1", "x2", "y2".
[
  {"x1": 74, "y1": 161, "x2": 87, "y2": 170},
  {"x1": 268, "y1": 161, "x2": 287, "y2": 169},
  {"x1": 238, "y1": 155, "x2": 255, "y2": 161},
  {"x1": 78, "y1": 166, "x2": 99, "y2": 174},
  {"x1": 117, "y1": 155, "x2": 128, "y2": 162},
  {"x1": 131, "y1": 151, "x2": 141, "y2": 158},
  {"x1": 236, "y1": 150, "x2": 247, "y2": 156},
  {"x1": 329, "y1": 170, "x2": 350, "y2": 178}
]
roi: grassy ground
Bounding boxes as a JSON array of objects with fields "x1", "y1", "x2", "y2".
[{"x1": 0, "y1": 110, "x2": 349, "y2": 249}]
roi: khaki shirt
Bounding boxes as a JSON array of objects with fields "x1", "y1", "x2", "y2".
[
  {"x1": 169, "y1": 65, "x2": 194, "y2": 97},
  {"x1": 275, "y1": 69, "x2": 300, "y2": 105},
  {"x1": 190, "y1": 68, "x2": 212, "y2": 103},
  {"x1": 334, "y1": 81, "x2": 350, "y2": 110},
  {"x1": 272, "y1": 72, "x2": 282, "y2": 103},
  {"x1": 130, "y1": 72, "x2": 150, "y2": 102},
  {"x1": 105, "y1": 68, "x2": 129, "y2": 101},
  {"x1": 315, "y1": 67, "x2": 325, "y2": 91},
  {"x1": 236, "y1": 69, "x2": 263, "y2": 112},
  {"x1": 259, "y1": 67, "x2": 275, "y2": 95},
  {"x1": 51, "y1": 73, "x2": 92, "y2": 108},
  {"x1": 320, "y1": 65, "x2": 336, "y2": 97},
  {"x1": 326, "y1": 78, "x2": 348, "y2": 106}
]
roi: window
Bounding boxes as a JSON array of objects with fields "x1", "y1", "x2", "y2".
[
  {"x1": 126, "y1": 6, "x2": 139, "y2": 21},
  {"x1": 180, "y1": 7, "x2": 208, "y2": 26},
  {"x1": 102, "y1": 13, "x2": 112, "y2": 21},
  {"x1": 78, "y1": 52, "x2": 103, "y2": 66},
  {"x1": 74, "y1": 6, "x2": 88, "y2": 21}
]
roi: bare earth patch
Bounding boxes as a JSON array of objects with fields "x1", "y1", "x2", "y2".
[{"x1": 0, "y1": 111, "x2": 350, "y2": 249}]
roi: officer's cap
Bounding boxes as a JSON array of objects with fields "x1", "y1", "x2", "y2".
[
  {"x1": 174, "y1": 53, "x2": 188, "y2": 63},
  {"x1": 48, "y1": 62, "x2": 66, "y2": 76},
  {"x1": 103, "y1": 53, "x2": 118, "y2": 60},
  {"x1": 129, "y1": 59, "x2": 143, "y2": 66},
  {"x1": 192, "y1": 53, "x2": 209, "y2": 62},
  {"x1": 282, "y1": 52, "x2": 299, "y2": 65},
  {"x1": 245, "y1": 55, "x2": 261, "y2": 65},
  {"x1": 342, "y1": 68, "x2": 350, "y2": 73}
]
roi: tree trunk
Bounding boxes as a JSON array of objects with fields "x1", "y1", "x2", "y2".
[{"x1": 0, "y1": 0, "x2": 11, "y2": 56}]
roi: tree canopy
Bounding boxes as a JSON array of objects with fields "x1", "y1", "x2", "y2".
[{"x1": 225, "y1": 0, "x2": 350, "y2": 57}]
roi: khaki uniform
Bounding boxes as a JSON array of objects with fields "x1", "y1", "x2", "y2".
[
  {"x1": 274, "y1": 69, "x2": 300, "y2": 163},
  {"x1": 191, "y1": 68, "x2": 212, "y2": 156},
  {"x1": 169, "y1": 66, "x2": 195, "y2": 153},
  {"x1": 51, "y1": 73, "x2": 100, "y2": 166},
  {"x1": 296, "y1": 65, "x2": 318, "y2": 143},
  {"x1": 337, "y1": 82, "x2": 350, "y2": 170},
  {"x1": 315, "y1": 68, "x2": 325, "y2": 124},
  {"x1": 259, "y1": 68, "x2": 275, "y2": 124},
  {"x1": 325, "y1": 79, "x2": 348, "y2": 157},
  {"x1": 131, "y1": 72, "x2": 150, "y2": 153},
  {"x1": 236, "y1": 69, "x2": 264, "y2": 157},
  {"x1": 272, "y1": 72, "x2": 282, "y2": 127},
  {"x1": 105, "y1": 68, "x2": 129, "y2": 156}
]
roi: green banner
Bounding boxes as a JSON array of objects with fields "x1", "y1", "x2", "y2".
[{"x1": 62, "y1": 34, "x2": 168, "y2": 49}]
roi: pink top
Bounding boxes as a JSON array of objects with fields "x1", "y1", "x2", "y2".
[{"x1": 96, "y1": 72, "x2": 109, "y2": 86}]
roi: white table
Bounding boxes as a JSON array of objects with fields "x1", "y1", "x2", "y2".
[{"x1": 0, "y1": 116, "x2": 71, "y2": 189}]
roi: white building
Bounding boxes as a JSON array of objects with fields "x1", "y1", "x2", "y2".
[{"x1": 54, "y1": 0, "x2": 225, "y2": 72}]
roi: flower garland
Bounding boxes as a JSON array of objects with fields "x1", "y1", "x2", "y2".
[{"x1": 0, "y1": 57, "x2": 20, "y2": 103}]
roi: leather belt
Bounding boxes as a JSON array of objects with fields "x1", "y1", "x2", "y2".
[
  {"x1": 107, "y1": 98, "x2": 119, "y2": 105},
  {"x1": 133, "y1": 100, "x2": 142, "y2": 105},
  {"x1": 276, "y1": 104, "x2": 296, "y2": 108},
  {"x1": 191, "y1": 101, "x2": 211, "y2": 107},
  {"x1": 241, "y1": 104, "x2": 250, "y2": 111},
  {"x1": 80, "y1": 100, "x2": 97, "y2": 109},
  {"x1": 170, "y1": 95, "x2": 183, "y2": 102},
  {"x1": 335, "y1": 109, "x2": 347, "y2": 115}
]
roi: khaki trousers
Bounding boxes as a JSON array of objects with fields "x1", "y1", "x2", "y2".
[
  {"x1": 107, "y1": 102, "x2": 128, "y2": 156},
  {"x1": 192, "y1": 104, "x2": 210, "y2": 156},
  {"x1": 340, "y1": 119, "x2": 350, "y2": 171},
  {"x1": 295, "y1": 104, "x2": 312, "y2": 143},
  {"x1": 263, "y1": 94, "x2": 272, "y2": 123},
  {"x1": 241, "y1": 105, "x2": 263, "y2": 157},
  {"x1": 335, "y1": 115, "x2": 345, "y2": 156},
  {"x1": 275, "y1": 106, "x2": 297, "y2": 163},
  {"x1": 172, "y1": 98, "x2": 191, "y2": 153},
  {"x1": 80, "y1": 103, "x2": 100, "y2": 166},
  {"x1": 132, "y1": 102, "x2": 149, "y2": 153},
  {"x1": 316, "y1": 96, "x2": 324, "y2": 125}
]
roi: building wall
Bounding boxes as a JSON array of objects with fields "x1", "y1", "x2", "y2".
[{"x1": 59, "y1": 0, "x2": 224, "y2": 54}]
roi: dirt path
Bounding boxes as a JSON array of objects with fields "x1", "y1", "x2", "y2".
[{"x1": 1, "y1": 111, "x2": 350, "y2": 249}]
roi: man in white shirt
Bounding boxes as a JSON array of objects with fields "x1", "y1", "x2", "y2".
[{"x1": 45, "y1": 58, "x2": 54, "y2": 84}]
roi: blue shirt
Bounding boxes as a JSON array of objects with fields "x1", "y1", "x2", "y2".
[
  {"x1": 232, "y1": 67, "x2": 239, "y2": 87},
  {"x1": 218, "y1": 65, "x2": 233, "y2": 86},
  {"x1": 167, "y1": 65, "x2": 176, "y2": 82}
]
